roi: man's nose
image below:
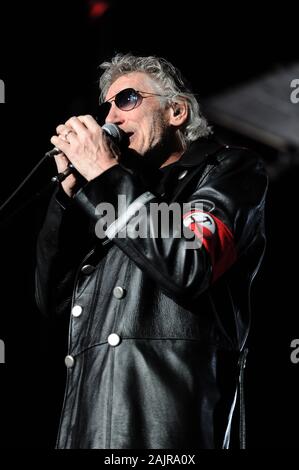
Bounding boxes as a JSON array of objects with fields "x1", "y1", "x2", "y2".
[{"x1": 105, "y1": 103, "x2": 125, "y2": 125}]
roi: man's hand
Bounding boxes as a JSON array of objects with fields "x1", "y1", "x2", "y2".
[{"x1": 51, "y1": 115, "x2": 119, "y2": 197}]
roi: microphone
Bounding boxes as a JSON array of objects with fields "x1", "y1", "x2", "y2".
[
  {"x1": 48, "y1": 123, "x2": 127, "y2": 183},
  {"x1": 46, "y1": 123, "x2": 125, "y2": 158}
]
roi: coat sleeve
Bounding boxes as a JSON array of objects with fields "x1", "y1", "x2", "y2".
[
  {"x1": 73, "y1": 148, "x2": 268, "y2": 303},
  {"x1": 35, "y1": 187, "x2": 94, "y2": 317}
]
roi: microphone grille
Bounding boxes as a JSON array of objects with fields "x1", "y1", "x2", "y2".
[{"x1": 102, "y1": 123, "x2": 122, "y2": 143}]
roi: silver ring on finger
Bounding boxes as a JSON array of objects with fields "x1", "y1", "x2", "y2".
[{"x1": 64, "y1": 129, "x2": 74, "y2": 143}]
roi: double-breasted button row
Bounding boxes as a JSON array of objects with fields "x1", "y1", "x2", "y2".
[
  {"x1": 72, "y1": 285, "x2": 125, "y2": 321},
  {"x1": 65, "y1": 333, "x2": 122, "y2": 368},
  {"x1": 68, "y1": 285, "x2": 125, "y2": 368}
]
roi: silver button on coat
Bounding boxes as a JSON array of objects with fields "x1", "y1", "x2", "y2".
[
  {"x1": 178, "y1": 170, "x2": 188, "y2": 180},
  {"x1": 81, "y1": 264, "x2": 95, "y2": 275},
  {"x1": 107, "y1": 333, "x2": 121, "y2": 347},
  {"x1": 65, "y1": 355, "x2": 75, "y2": 368},
  {"x1": 72, "y1": 305, "x2": 83, "y2": 317},
  {"x1": 113, "y1": 286, "x2": 125, "y2": 299}
]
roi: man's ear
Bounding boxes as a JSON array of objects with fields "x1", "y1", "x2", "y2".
[{"x1": 169, "y1": 101, "x2": 188, "y2": 126}]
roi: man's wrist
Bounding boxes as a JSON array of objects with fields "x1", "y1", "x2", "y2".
[{"x1": 86, "y1": 161, "x2": 119, "y2": 182}]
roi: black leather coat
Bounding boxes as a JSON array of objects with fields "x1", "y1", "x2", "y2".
[{"x1": 36, "y1": 140, "x2": 268, "y2": 449}]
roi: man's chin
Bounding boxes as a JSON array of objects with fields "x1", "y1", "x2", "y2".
[{"x1": 128, "y1": 143, "x2": 144, "y2": 157}]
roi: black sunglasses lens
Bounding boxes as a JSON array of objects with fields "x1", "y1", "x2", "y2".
[{"x1": 116, "y1": 88, "x2": 139, "y2": 110}]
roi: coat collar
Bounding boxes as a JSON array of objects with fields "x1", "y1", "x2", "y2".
[
  {"x1": 155, "y1": 139, "x2": 225, "y2": 197},
  {"x1": 176, "y1": 138, "x2": 224, "y2": 168}
]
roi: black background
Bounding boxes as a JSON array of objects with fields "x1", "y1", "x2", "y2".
[{"x1": 0, "y1": 0, "x2": 298, "y2": 448}]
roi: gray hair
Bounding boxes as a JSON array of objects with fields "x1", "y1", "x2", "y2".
[{"x1": 99, "y1": 53, "x2": 212, "y2": 148}]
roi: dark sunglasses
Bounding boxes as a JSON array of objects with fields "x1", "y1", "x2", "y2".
[{"x1": 105, "y1": 87, "x2": 163, "y2": 111}]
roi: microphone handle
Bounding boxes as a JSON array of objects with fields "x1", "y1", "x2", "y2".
[{"x1": 46, "y1": 146, "x2": 61, "y2": 158}]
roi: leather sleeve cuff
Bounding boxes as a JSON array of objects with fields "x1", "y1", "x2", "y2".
[
  {"x1": 55, "y1": 186, "x2": 74, "y2": 210},
  {"x1": 73, "y1": 164, "x2": 146, "y2": 221}
]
